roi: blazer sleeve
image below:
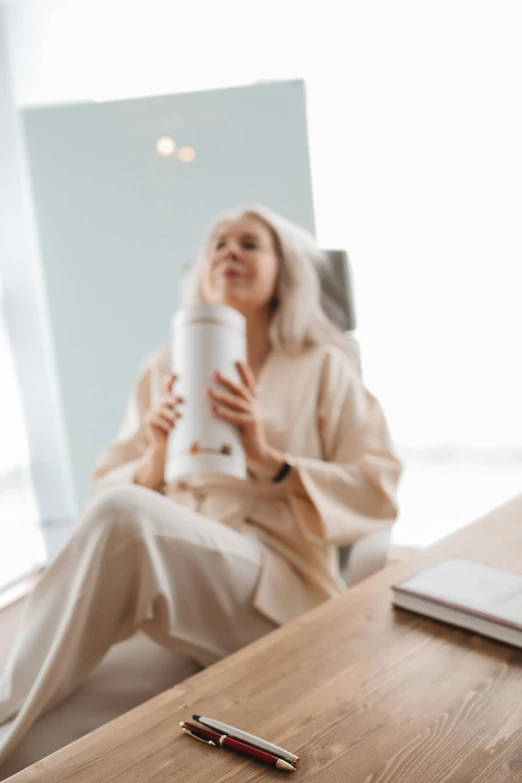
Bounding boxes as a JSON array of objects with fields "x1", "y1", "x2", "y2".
[
  {"x1": 285, "y1": 346, "x2": 402, "y2": 545},
  {"x1": 91, "y1": 359, "x2": 154, "y2": 494}
]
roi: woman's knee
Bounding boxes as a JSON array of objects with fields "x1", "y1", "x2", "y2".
[{"x1": 75, "y1": 484, "x2": 143, "y2": 538}]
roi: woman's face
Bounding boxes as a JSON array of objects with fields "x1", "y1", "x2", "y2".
[{"x1": 200, "y1": 215, "x2": 280, "y2": 317}]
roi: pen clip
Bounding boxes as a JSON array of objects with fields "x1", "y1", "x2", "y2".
[{"x1": 182, "y1": 728, "x2": 217, "y2": 746}]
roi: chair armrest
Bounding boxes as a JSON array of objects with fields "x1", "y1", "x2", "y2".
[{"x1": 341, "y1": 529, "x2": 392, "y2": 587}]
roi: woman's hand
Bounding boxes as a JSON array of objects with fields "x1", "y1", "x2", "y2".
[
  {"x1": 143, "y1": 373, "x2": 183, "y2": 451},
  {"x1": 208, "y1": 361, "x2": 284, "y2": 473},
  {"x1": 135, "y1": 373, "x2": 183, "y2": 490}
]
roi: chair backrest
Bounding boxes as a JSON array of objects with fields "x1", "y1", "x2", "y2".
[
  {"x1": 320, "y1": 250, "x2": 357, "y2": 333},
  {"x1": 320, "y1": 249, "x2": 361, "y2": 374}
]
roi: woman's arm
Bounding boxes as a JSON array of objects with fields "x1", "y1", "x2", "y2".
[{"x1": 282, "y1": 346, "x2": 402, "y2": 545}]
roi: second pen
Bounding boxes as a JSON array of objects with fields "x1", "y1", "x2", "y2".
[{"x1": 180, "y1": 721, "x2": 296, "y2": 772}]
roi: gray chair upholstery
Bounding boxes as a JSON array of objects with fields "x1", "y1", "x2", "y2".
[
  {"x1": 322, "y1": 249, "x2": 391, "y2": 586},
  {"x1": 320, "y1": 250, "x2": 357, "y2": 333}
]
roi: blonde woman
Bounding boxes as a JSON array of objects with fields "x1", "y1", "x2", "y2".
[{"x1": 0, "y1": 206, "x2": 401, "y2": 764}]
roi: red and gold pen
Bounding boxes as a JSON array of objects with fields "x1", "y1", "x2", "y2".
[{"x1": 180, "y1": 721, "x2": 296, "y2": 772}]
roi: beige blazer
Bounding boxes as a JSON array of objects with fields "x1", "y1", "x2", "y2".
[{"x1": 92, "y1": 342, "x2": 402, "y2": 625}]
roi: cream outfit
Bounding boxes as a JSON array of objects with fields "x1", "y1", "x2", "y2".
[{"x1": 0, "y1": 341, "x2": 401, "y2": 768}]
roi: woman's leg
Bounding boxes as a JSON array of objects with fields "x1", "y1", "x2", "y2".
[{"x1": 0, "y1": 484, "x2": 275, "y2": 763}]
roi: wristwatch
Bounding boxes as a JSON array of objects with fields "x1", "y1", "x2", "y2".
[{"x1": 272, "y1": 454, "x2": 295, "y2": 483}]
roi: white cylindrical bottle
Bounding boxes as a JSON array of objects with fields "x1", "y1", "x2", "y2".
[{"x1": 164, "y1": 303, "x2": 247, "y2": 483}]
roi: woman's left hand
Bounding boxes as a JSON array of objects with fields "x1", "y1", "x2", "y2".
[{"x1": 207, "y1": 361, "x2": 282, "y2": 471}]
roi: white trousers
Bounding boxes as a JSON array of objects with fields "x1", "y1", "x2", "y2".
[{"x1": 0, "y1": 484, "x2": 277, "y2": 767}]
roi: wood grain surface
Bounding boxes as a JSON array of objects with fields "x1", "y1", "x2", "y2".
[{"x1": 10, "y1": 495, "x2": 522, "y2": 782}]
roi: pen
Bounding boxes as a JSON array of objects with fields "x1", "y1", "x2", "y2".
[
  {"x1": 180, "y1": 721, "x2": 296, "y2": 771},
  {"x1": 192, "y1": 714, "x2": 300, "y2": 765}
]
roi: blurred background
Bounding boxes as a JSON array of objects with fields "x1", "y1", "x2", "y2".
[{"x1": 1, "y1": 0, "x2": 521, "y2": 592}]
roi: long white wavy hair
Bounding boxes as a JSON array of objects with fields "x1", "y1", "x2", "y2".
[{"x1": 182, "y1": 205, "x2": 355, "y2": 358}]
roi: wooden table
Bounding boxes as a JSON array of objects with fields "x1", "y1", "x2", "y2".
[{"x1": 12, "y1": 496, "x2": 522, "y2": 782}]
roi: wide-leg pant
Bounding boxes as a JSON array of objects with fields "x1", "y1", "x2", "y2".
[{"x1": 0, "y1": 484, "x2": 277, "y2": 767}]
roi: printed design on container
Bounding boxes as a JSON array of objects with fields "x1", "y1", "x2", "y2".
[{"x1": 171, "y1": 441, "x2": 234, "y2": 457}]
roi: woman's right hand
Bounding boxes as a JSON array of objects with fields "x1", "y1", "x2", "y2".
[
  {"x1": 134, "y1": 374, "x2": 183, "y2": 490},
  {"x1": 143, "y1": 373, "x2": 183, "y2": 451}
]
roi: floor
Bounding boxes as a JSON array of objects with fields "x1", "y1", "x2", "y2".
[
  {"x1": 0, "y1": 573, "x2": 41, "y2": 671},
  {"x1": 0, "y1": 599, "x2": 24, "y2": 671}
]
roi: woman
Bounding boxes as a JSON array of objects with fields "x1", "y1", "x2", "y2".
[{"x1": 0, "y1": 206, "x2": 401, "y2": 764}]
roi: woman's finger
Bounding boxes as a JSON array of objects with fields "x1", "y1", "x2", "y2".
[
  {"x1": 213, "y1": 371, "x2": 250, "y2": 400},
  {"x1": 149, "y1": 413, "x2": 174, "y2": 433},
  {"x1": 207, "y1": 389, "x2": 250, "y2": 412},
  {"x1": 236, "y1": 361, "x2": 256, "y2": 393},
  {"x1": 211, "y1": 404, "x2": 250, "y2": 424},
  {"x1": 158, "y1": 405, "x2": 178, "y2": 423},
  {"x1": 162, "y1": 373, "x2": 177, "y2": 395},
  {"x1": 162, "y1": 394, "x2": 183, "y2": 409}
]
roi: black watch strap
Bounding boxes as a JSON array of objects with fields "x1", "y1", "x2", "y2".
[{"x1": 272, "y1": 460, "x2": 292, "y2": 483}]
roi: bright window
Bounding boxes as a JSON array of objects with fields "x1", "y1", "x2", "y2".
[{"x1": 0, "y1": 304, "x2": 45, "y2": 591}]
